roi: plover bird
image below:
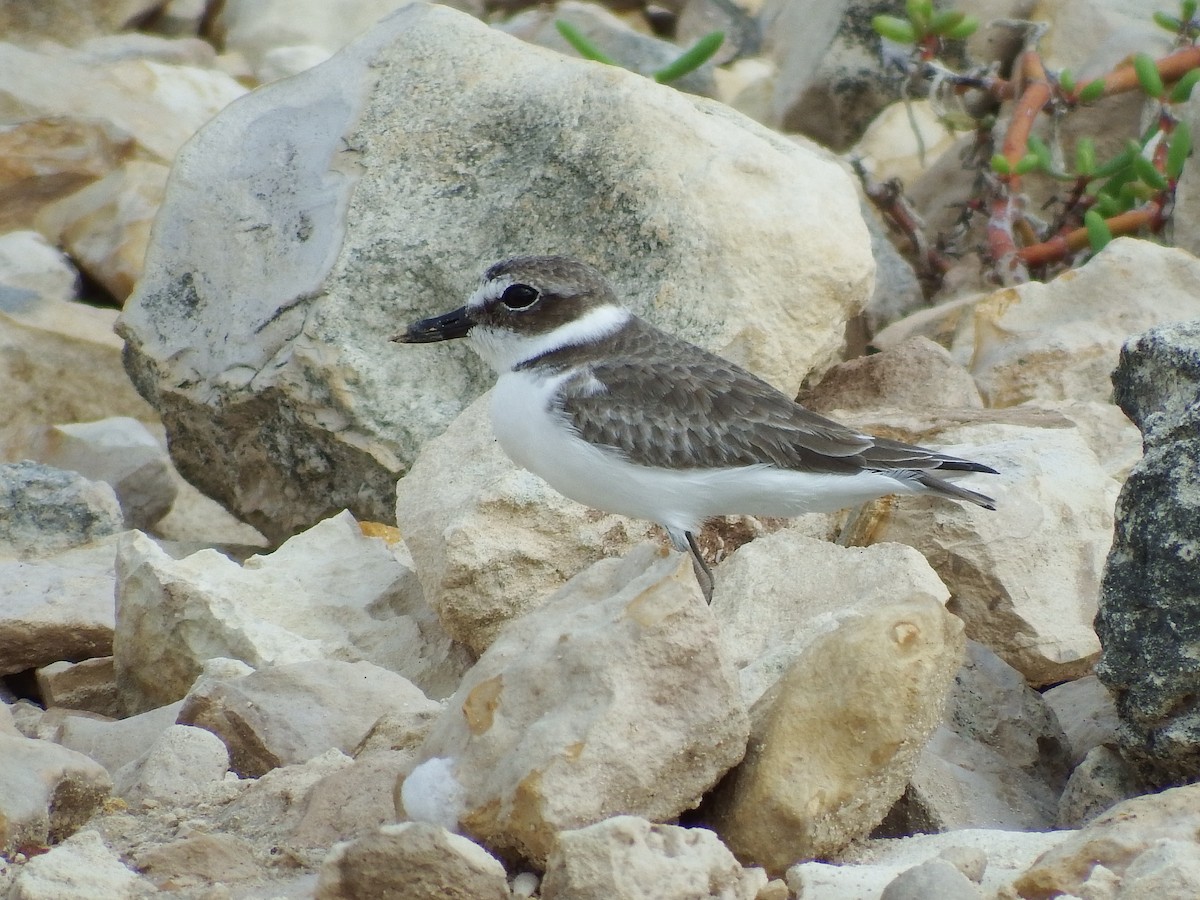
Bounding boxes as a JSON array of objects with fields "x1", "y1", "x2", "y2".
[{"x1": 396, "y1": 256, "x2": 996, "y2": 600}]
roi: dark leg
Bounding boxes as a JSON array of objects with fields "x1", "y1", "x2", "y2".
[{"x1": 685, "y1": 531, "x2": 714, "y2": 604}]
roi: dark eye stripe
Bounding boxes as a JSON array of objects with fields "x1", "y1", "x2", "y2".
[{"x1": 500, "y1": 284, "x2": 539, "y2": 310}]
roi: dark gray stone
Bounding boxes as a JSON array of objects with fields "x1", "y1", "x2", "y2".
[{"x1": 1096, "y1": 320, "x2": 1200, "y2": 787}]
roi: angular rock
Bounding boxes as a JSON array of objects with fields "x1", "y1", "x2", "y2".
[
  {"x1": 1012, "y1": 783, "x2": 1200, "y2": 897},
  {"x1": 397, "y1": 393, "x2": 659, "y2": 653},
  {"x1": 35, "y1": 657, "x2": 122, "y2": 718},
  {"x1": 135, "y1": 832, "x2": 263, "y2": 893},
  {"x1": 55, "y1": 700, "x2": 184, "y2": 774},
  {"x1": 851, "y1": 420, "x2": 1117, "y2": 686},
  {"x1": 111, "y1": 723, "x2": 230, "y2": 804},
  {"x1": 1042, "y1": 675, "x2": 1121, "y2": 768},
  {"x1": 798, "y1": 335, "x2": 983, "y2": 414},
  {"x1": 0, "y1": 733, "x2": 112, "y2": 855},
  {"x1": 880, "y1": 858, "x2": 982, "y2": 900},
  {"x1": 0, "y1": 462, "x2": 124, "y2": 559},
  {"x1": 1096, "y1": 320, "x2": 1200, "y2": 786},
  {"x1": 292, "y1": 750, "x2": 419, "y2": 848},
  {"x1": 953, "y1": 238, "x2": 1200, "y2": 407},
  {"x1": 708, "y1": 596, "x2": 964, "y2": 873},
  {"x1": 0, "y1": 536, "x2": 119, "y2": 676},
  {"x1": 542, "y1": 816, "x2": 767, "y2": 900},
  {"x1": 114, "y1": 511, "x2": 467, "y2": 714},
  {"x1": 0, "y1": 42, "x2": 246, "y2": 166},
  {"x1": 403, "y1": 543, "x2": 748, "y2": 867},
  {"x1": 6, "y1": 829, "x2": 148, "y2": 900},
  {"x1": 22, "y1": 417, "x2": 176, "y2": 530},
  {"x1": 711, "y1": 527, "x2": 951, "y2": 705},
  {"x1": 880, "y1": 641, "x2": 1071, "y2": 834},
  {"x1": 0, "y1": 292, "x2": 157, "y2": 449},
  {"x1": 316, "y1": 822, "x2": 509, "y2": 900},
  {"x1": 1057, "y1": 744, "x2": 1144, "y2": 829},
  {"x1": 35, "y1": 160, "x2": 170, "y2": 303},
  {"x1": 177, "y1": 659, "x2": 439, "y2": 777},
  {"x1": 116, "y1": 2, "x2": 872, "y2": 543}
]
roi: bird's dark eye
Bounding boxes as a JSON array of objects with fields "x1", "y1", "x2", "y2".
[{"x1": 499, "y1": 284, "x2": 539, "y2": 310}]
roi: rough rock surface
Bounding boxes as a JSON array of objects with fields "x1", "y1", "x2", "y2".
[
  {"x1": 708, "y1": 596, "x2": 964, "y2": 873},
  {"x1": 0, "y1": 537, "x2": 120, "y2": 676},
  {"x1": 114, "y1": 511, "x2": 468, "y2": 714},
  {"x1": 541, "y1": 816, "x2": 767, "y2": 900},
  {"x1": 116, "y1": 2, "x2": 873, "y2": 542},
  {"x1": 851, "y1": 419, "x2": 1117, "y2": 686},
  {"x1": 315, "y1": 822, "x2": 510, "y2": 900},
  {"x1": 403, "y1": 544, "x2": 748, "y2": 867},
  {"x1": 177, "y1": 658, "x2": 439, "y2": 777},
  {"x1": 0, "y1": 462, "x2": 124, "y2": 558},
  {"x1": 396, "y1": 393, "x2": 660, "y2": 653},
  {"x1": 1096, "y1": 319, "x2": 1200, "y2": 787}
]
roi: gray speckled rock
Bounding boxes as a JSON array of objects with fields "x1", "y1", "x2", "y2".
[
  {"x1": 1096, "y1": 320, "x2": 1200, "y2": 787},
  {"x1": 0, "y1": 461, "x2": 123, "y2": 558}
]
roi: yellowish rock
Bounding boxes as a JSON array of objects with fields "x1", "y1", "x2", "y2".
[{"x1": 708, "y1": 596, "x2": 964, "y2": 874}]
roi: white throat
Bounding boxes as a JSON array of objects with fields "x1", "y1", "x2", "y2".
[{"x1": 468, "y1": 304, "x2": 631, "y2": 373}]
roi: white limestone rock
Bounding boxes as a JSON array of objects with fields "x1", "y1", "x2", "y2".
[
  {"x1": 853, "y1": 420, "x2": 1118, "y2": 686},
  {"x1": 0, "y1": 734, "x2": 112, "y2": 855},
  {"x1": 116, "y1": 1, "x2": 873, "y2": 542},
  {"x1": 396, "y1": 393, "x2": 660, "y2": 654},
  {"x1": 711, "y1": 527, "x2": 951, "y2": 705},
  {"x1": 6, "y1": 829, "x2": 149, "y2": 900},
  {"x1": 404, "y1": 543, "x2": 748, "y2": 867},
  {"x1": 111, "y1": 723, "x2": 230, "y2": 805},
  {"x1": 315, "y1": 822, "x2": 509, "y2": 900},
  {"x1": 55, "y1": 700, "x2": 184, "y2": 774},
  {"x1": 707, "y1": 596, "x2": 965, "y2": 873},
  {"x1": 22, "y1": 417, "x2": 176, "y2": 530},
  {"x1": 954, "y1": 238, "x2": 1200, "y2": 408},
  {"x1": 113, "y1": 511, "x2": 468, "y2": 714},
  {"x1": 0, "y1": 535, "x2": 120, "y2": 677},
  {"x1": 1043, "y1": 675, "x2": 1122, "y2": 768},
  {"x1": 177, "y1": 659, "x2": 439, "y2": 777},
  {"x1": 0, "y1": 463, "x2": 124, "y2": 560},
  {"x1": 35, "y1": 657, "x2": 122, "y2": 718},
  {"x1": 542, "y1": 816, "x2": 767, "y2": 900}
]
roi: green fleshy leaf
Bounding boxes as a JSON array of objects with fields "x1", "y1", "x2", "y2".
[
  {"x1": 1078, "y1": 79, "x2": 1106, "y2": 103},
  {"x1": 1075, "y1": 138, "x2": 1096, "y2": 176},
  {"x1": 1133, "y1": 152, "x2": 1169, "y2": 190},
  {"x1": 929, "y1": 9, "x2": 965, "y2": 33},
  {"x1": 1028, "y1": 135, "x2": 1053, "y2": 171},
  {"x1": 1060, "y1": 69, "x2": 1076, "y2": 94},
  {"x1": 873, "y1": 14, "x2": 918, "y2": 44},
  {"x1": 1154, "y1": 11, "x2": 1183, "y2": 31},
  {"x1": 1185, "y1": 0, "x2": 1198, "y2": 21},
  {"x1": 555, "y1": 21, "x2": 619, "y2": 66},
  {"x1": 1014, "y1": 153, "x2": 1040, "y2": 175},
  {"x1": 1134, "y1": 52, "x2": 1165, "y2": 98},
  {"x1": 1170, "y1": 68, "x2": 1200, "y2": 103},
  {"x1": 906, "y1": 0, "x2": 933, "y2": 32},
  {"x1": 654, "y1": 30, "x2": 724, "y2": 84},
  {"x1": 1084, "y1": 209, "x2": 1113, "y2": 252},
  {"x1": 1092, "y1": 144, "x2": 1136, "y2": 179},
  {"x1": 1168, "y1": 124, "x2": 1193, "y2": 179},
  {"x1": 943, "y1": 16, "x2": 979, "y2": 40},
  {"x1": 990, "y1": 154, "x2": 1012, "y2": 175}
]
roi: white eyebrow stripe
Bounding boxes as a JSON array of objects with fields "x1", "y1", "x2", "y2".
[
  {"x1": 468, "y1": 304, "x2": 632, "y2": 372},
  {"x1": 467, "y1": 275, "x2": 513, "y2": 311}
]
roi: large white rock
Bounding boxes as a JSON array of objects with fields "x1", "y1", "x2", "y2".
[
  {"x1": 708, "y1": 596, "x2": 965, "y2": 873},
  {"x1": 114, "y1": 511, "x2": 468, "y2": 713},
  {"x1": 177, "y1": 658, "x2": 439, "y2": 777},
  {"x1": 396, "y1": 393, "x2": 660, "y2": 654},
  {"x1": 6, "y1": 829, "x2": 148, "y2": 900},
  {"x1": 403, "y1": 543, "x2": 748, "y2": 867},
  {"x1": 849, "y1": 419, "x2": 1118, "y2": 686},
  {"x1": 953, "y1": 238, "x2": 1200, "y2": 407},
  {"x1": 111, "y1": 723, "x2": 230, "y2": 804},
  {"x1": 711, "y1": 528, "x2": 952, "y2": 705},
  {"x1": 116, "y1": 1, "x2": 873, "y2": 542}
]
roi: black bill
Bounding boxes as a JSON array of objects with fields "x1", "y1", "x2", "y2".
[{"x1": 392, "y1": 306, "x2": 474, "y2": 343}]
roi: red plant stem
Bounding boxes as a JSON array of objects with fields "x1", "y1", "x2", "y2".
[
  {"x1": 1015, "y1": 204, "x2": 1163, "y2": 266},
  {"x1": 1086, "y1": 45, "x2": 1200, "y2": 98}
]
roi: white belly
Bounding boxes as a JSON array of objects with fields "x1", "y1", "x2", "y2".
[{"x1": 488, "y1": 371, "x2": 918, "y2": 540}]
